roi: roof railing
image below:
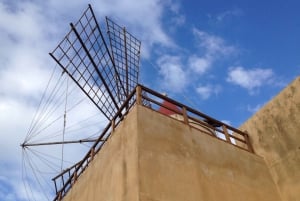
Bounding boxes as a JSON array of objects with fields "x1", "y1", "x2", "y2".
[{"x1": 53, "y1": 84, "x2": 253, "y2": 200}]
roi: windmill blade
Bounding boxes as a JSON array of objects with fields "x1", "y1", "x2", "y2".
[
  {"x1": 106, "y1": 17, "x2": 141, "y2": 102},
  {"x1": 50, "y1": 5, "x2": 126, "y2": 120}
]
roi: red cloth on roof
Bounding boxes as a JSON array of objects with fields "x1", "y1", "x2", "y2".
[{"x1": 158, "y1": 100, "x2": 181, "y2": 115}]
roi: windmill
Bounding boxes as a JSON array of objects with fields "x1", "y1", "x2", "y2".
[
  {"x1": 21, "y1": 4, "x2": 142, "y2": 200},
  {"x1": 21, "y1": 4, "x2": 255, "y2": 201}
]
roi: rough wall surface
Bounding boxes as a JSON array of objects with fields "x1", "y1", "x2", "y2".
[
  {"x1": 63, "y1": 106, "x2": 140, "y2": 201},
  {"x1": 137, "y1": 106, "x2": 281, "y2": 201},
  {"x1": 63, "y1": 104, "x2": 281, "y2": 201},
  {"x1": 239, "y1": 76, "x2": 300, "y2": 201}
]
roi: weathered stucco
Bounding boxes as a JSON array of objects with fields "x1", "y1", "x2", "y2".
[
  {"x1": 239, "y1": 76, "x2": 300, "y2": 201},
  {"x1": 63, "y1": 106, "x2": 140, "y2": 201},
  {"x1": 63, "y1": 104, "x2": 282, "y2": 201},
  {"x1": 137, "y1": 106, "x2": 280, "y2": 201}
]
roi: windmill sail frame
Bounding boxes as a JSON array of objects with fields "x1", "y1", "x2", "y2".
[
  {"x1": 50, "y1": 5, "x2": 141, "y2": 121},
  {"x1": 106, "y1": 17, "x2": 141, "y2": 103}
]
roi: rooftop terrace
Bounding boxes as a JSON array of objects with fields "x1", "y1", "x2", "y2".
[{"x1": 52, "y1": 84, "x2": 253, "y2": 201}]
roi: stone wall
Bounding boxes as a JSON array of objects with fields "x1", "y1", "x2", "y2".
[
  {"x1": 63, "y1": 106, "x2": 139, "y2": 201},
  {"x1": 240, "y1": 76, "x2": 300, "y2": 201},
  {"x1": 138, "y1": 106, "x2": 280, "y2": 201},
  {"x1": 63, "y1": 105, "x2": 282, "y2": 201}
]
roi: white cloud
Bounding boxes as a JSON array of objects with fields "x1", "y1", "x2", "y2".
[
  {"x1": 155, "y1": 30, "x2": 236, "y2": 96},
  {"x1": 216, "y1": 8, "x2": 243, "y2": 22},
  {"x1": 196, "y1": 84, "x2": 221, "y2": 100},
  {"x1": 0, "y1": 0, "x2": 182, "y2": 200},
  {"x1": 247, "y1": 103, "x2": 263, "y2": 113},
  {"x1": 171, "y1": 14, "x2": 186, "y2": 26},
  {"x1": 226, "y1": 66, "x2": 274, "y2": 92},
  {"x1": 196, "y1": 86, "x2": 211, "y2": 100},
  {"x1": 0, "y1": 78, "x2": 107, "y2": 200},
  {"x1": 0, "y1": 97, "x2": 46, "y2": 201},
  {"x1": 0, "y1": 2, "x2": 42, "y2": 42},
  {"x1": 186, "y1": 29, "x2": 237, "y2": 79},
  {"x1": 155, "y1": 30, "x2": 237, "y2": 94},
  {"x1": 92, "y1": 0, "x2": 176, "y2": 58},
  {"x1": 193, "y1": 28, "x2": 237, "y2": 57},
  {"x1": 0, "y1": 97, "x2": 34, "y2": 162},
  {"x1": 221, "y1": 120, "x2": 231, "y2": 125},
  {"x1": 157, "y1": 55, "x2": 188, "y2": 92},
  {"x1": 188, "y1": 55, "x2": 211, "y2": 75},
  {"x1": 0, "y1": 55, "x2": 51, "y2": 100},
  {"x1": 167, "y1": 0, "x2": 185, "y2": 26}
]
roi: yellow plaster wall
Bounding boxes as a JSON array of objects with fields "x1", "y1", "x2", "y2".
[
  {"x1": 63, "y1": 106, "x2": 140, "y2": 201},
  {"x1": 137, "y1": 106, "x2": 281, "y2": 201},
  {"x1": 239, "y1": 76, "x2": 300, "y2": 201},
  {"x1": 62, "y1": 104, "x2": 282, "y2": 201}
]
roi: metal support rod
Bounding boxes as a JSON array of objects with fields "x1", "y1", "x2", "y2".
[
  {"x1": 123, "y1": 27, "x2": 129, "y2": 97},
  {"x1": 105, "y1": 16, "x2": 121, "y2": 103},
  {"x1": 21, "y1": 138, "x2": 101, "y2": 147},
  {"x1": 53, "y1": 180, "x2": 58, "y2": 194}
]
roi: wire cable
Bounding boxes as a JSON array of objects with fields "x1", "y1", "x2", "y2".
[
  {"x1": 61, "y1": 76, "x2": 69, "y2": 171},
  {"x1": 25, "y1": 64, "x2": 58, "y2": 143}
]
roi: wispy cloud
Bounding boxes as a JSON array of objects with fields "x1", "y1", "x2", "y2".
[
  {"x1": 188, "y1": 29, "x2": 237, "y2": 76},
  {"x1": 92, "y1": 0, "x2": 180, "y2": 58},
  {"x1": 207, "y1": 7, "x2": 243, "y2": 24},
  {"x1": 193, "y1": 28, "x2": 237, "y2": 57},
  {"x1": 188, "y1": 55, "x2": 211, "y2": 75},
  {"x1": 247, "y1": 103, "x2": 263, "y2": 113},
  {"x1": 221, "y1": 120, "x2": 231, "y2": 125},
  {"x1": 216, "y1": 8, "x2": 243, "y2": 22},
  {"x1": 0, "y1": 0, "x2": 183, "y2": 200},
  {"x1": 167, "y1": 0, "x2": 185, "y2": 26},
  {"x1": 156, "y1": 29, "x2": 237, "y2": 98},
  {"x1": 226, "y1": 66, "x2": 274, "y2": 93},
  {"x1": 157, "y1": 55, "x2": 188, "y2": 92},
  {"x1": 196, "y1": 84, "x2": 222, "y2": 100}
]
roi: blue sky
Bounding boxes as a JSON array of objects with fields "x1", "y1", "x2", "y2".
[
  {"x1": 0, "y1": 0, "x2": 299, "y2": 200},
  {"x1": 140, "y1": 0, "x2": 300, "y2": 126}
]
